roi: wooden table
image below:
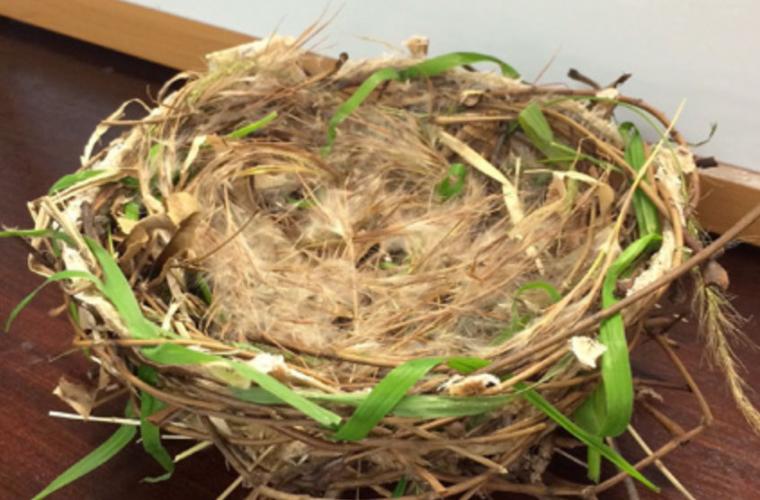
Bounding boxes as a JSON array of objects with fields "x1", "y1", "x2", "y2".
[{"x1": 1, "y1": 17, "x2": 758, "y2": 499}]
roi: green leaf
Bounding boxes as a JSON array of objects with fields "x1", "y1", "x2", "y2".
[
  {"x1": 0, "y1": 227, "x2": 73, "y2": 246},
  {"x1": 226, "y1": 111, "x2": 278, "y2": 139},
  {"x1": 230, "y1": 360, "x2": 342, "y2": 428},
  {"x1": 32, "y1": 424, "x2": 137, "y2": 499},
  {"x1": 148, "y1": 143, "x2": 162, "y2": 160},
  {"x1": 446, "y1": 356, "x2": 490, "y2": 374},
  {"x1": 391, "y1": 394, "x2": 511, "y2": 418},
  {"x1": 515, "y1": 280, "x2": 562, "y2": 303},
  {"x1": 491, "y1": 280, "x2": 561, "y2": 345},
  {"x1": 599, "y1": 234, "x2": 662, "y2": 435},
  {"x1": 137, "y1": 366, "x2": 174, "y2": 481},
  {"x1": 123, "y1": 202, "x2": 141, "y2": 221},
  {"x1": 619, "y1": 122, "x2": 660, "y2": 236},
  {"x1": 333, "y1": 357, "x2": 443, "y2": 440},
  {"x1": 234, "y1": 387, "x2": 513, "y2": 419},
  {"x1": 518, "y1": 383, "x2": 658, "y2": 491},
  {"x1": 5, "y1": 270, "x2": 103, "y2": 332},
  {"x1": 85, "y1": 237, "x2": 164, "y2": 340},
  {"x1": 436, "y1": 163, "x2": 467, "y2": 200},
  {"x1": 191, "y1": 274, "x2": 213, "y2": 305},
  {"x1": 48, "y1": 170, "x2": 108, "y2": 194},
  {"x1": 140, "y1": 343, "x2": 341, "y2": 428},
  {"x1": 574, "y1": 234, "x2": 662, "y2": 479},
  {"x1": 392, "y1": 477, "x2": 408, "y2": 497},
  {"x1": 403, "y1": 52, "x2": 519, "y2": 80},
  {"x1": 323, "y1": 52, "x2": 519, "y2": 154},
  {"x1": 517, "y1": 103, "x2": 578, "y2": 166},
  {"x1": 121, "y1": 176, "x2": 140, "y2": 189},
  {"x1": 518, "y1": 102, "x2": 554, "y2": 151}
]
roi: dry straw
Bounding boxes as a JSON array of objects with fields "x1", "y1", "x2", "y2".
[{"x1": 7, "y1": 25, "x2": 760, "y2": 499}]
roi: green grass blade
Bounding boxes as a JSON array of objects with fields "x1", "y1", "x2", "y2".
[
  {"x1": 574, "y1": 233, "x2": 662, "y2": 477},
  {"x1": 436, "y1": 163, "x2": 467, "y2": 200},
  {"x1": 392, "y1": 394, "x2": 512, "y2": 418},
  {"x1": 142, "y1": 343, "x2": 217, "y2": 364},
  {"x1": 333, "y1": 357, "x2": 443, "y2": 440},
  {"x1": 32, "y1": 424, "x2": 137, "y2": 500},
  {"x1": 597, "y1": 234, "x2": 662, "y2": 435},
  {"x1": 230, "y1": 360, "x2": 341, "y2": 428},
  {"x1": 226, "y1": 111, "x2": 278, "y2": 139},
  {"x1": 491, "y1": 280, "x2": 561, "y2": 345},
  {"x1": 137, "y1": 365, "x2": 174, "y2": 481},
  {"x1": 234, "y1": 387, "x2": 513, "y2": 419},
  {"x1": 324, "y1": 52, "x2": 519, "y2": 154},
  {"x1": 123, "y1": 202, "x2": 141, "y2": 221},
  {"x1": 392, "y1": 477, "x2": 408, "y2": 497},
  {"x1": 85, "y1": 237, "x2": 145, "y2": 329},
  {"x1": 446, "y1": 356, "x2": 490, "y2": 374},
  {"x1": 141, "y1": 344, "x2": 341, "y2": 428},
  {"x1": 515, "y1": 280, "x2": 562, "y2": 303},
  {"x1": 619, "y1": 122, "x2": 660, "y2": 236},
  {"x1": 518, "y1": 383, "x2": 658, "y2": 491},
  {"x1": 0, "y1": 227, "x2": 74, "y2": 246},
  {"x1": 323, "y1": 67, "x2": 400, "y2": 154},
  {"x1": 85, "y1": 237, "x2": 165, "y2": 339},
  {"x1": 192, "y1": 274, "x2": 213, "y2": 305},
  {"x1": 587, "y1": 447, "x2": 602, "y2": 483},
  {"x1": 517, "y1": 103, "x2": 576, "y2": 166},
  {"x1": 402, "y1": 52, "x2": 519, "y2": 80},
  {"x1": 518, "y1": 102, "x2": 554, "y2": 152},
  {"x1": 5, "y1": 270, "x2": 103, "y2": 332},
  {"x1": 48, "y1": 170, "x2": 108, "y2": 194}
]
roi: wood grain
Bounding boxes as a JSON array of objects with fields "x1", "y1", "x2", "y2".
[
  {"x1": 0, "y1": 0, "x2": 254, "y2": 71},
  {"x1": 1, "y1": 17, "x2": 759, "y2": 500},
  {"x1": 697, "y1": 164, "x2": 760, "y2": 245}
]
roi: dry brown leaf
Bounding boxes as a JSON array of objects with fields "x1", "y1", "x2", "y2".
[
  {"x1": 166, "y1": 192, "x2": 200, "y2": 226},
  {"x1": 53, "y1": 377, "x2": 96, "y2": 419}
]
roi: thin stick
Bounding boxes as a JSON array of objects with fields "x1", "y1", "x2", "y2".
[
  {"x1": 216, "y1": 475, "x2": 244, "y2": 500},
  {"x1": 628, "y1": 425, "x2": 696, "y2": 500},
  {"x1": 553, "y1": 447, "x2": 588, "y2": 468},
  {"x1": 48, "y1": 411, "x2": 140, "y2": 426},
  {"x1": 174, "y1": 440, "x2": 213, "y2": 463}
]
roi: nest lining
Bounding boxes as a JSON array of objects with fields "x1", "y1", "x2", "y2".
[{"x1": 22, "y1": 32, "x2": 737, "y2": 499}]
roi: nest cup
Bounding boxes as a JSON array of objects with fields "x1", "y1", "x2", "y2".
[{"x1": 23, "y1": 32, "x2": 729, "y2": 498}]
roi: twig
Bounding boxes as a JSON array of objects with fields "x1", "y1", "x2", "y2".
[
  {"x1": 628, "y1": 425, "x2": 696, "y2": 500},
  {"x1": 174, "y1": 440, "x2": 213, "y2": 463},
  {"x1": 217, "y1": 475, "x2": 244, "y2": 500},
  {"x1": 48, "y1": 411, "x2": 139, "y2": 426}
]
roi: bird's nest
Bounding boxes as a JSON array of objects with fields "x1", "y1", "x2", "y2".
[{"x1": 16, "y1": 31, "x2": 759, "y2": 499}]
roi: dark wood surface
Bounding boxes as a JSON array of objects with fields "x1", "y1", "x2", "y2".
[{"x1": 1, "y1": 18, "x2": 759, "y2": 499}]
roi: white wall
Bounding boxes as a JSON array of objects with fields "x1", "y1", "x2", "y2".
[{"x1": 129, "y1": 0, "x2": 760, "y2": 170}]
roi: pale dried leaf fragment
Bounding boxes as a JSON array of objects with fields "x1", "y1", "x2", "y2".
[
  {"x1": 438, "y1": 131, "x2": 544, "y2": 272},
  {"x1": 404, "y1": 36, "x2": 429, "y2": 58},
  {"x1": 53, "y1": 377, "x2": 96, "y2": 419},
  {"x1": 569, "y1": 336, "x2": 607, "y2": 369},
  {"x1": 166, "y1": 192, "x2": 200, "y2": 226},
  {"x1": 81, "y1": 99, "x2": 143, "y2": 164}
]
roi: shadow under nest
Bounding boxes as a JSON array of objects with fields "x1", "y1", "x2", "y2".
[{"x1": 20, "y1": 31, "x2": 759, "y2": 500}]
